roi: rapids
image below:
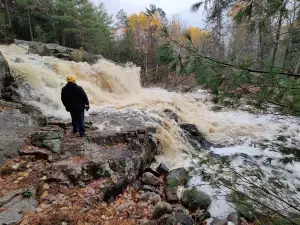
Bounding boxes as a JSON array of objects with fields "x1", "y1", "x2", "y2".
[{"x1": 1, "y1": 43, "x2": 300, "y2": 220}]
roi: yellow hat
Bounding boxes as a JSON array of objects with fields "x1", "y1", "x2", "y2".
[{"x1": 67, "y1": 74, "x2": 76, "y2": 83}]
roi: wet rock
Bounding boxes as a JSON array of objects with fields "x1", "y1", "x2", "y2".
[
  {"x1": 166, "y1": 188, "x2": 178, "y2": 203},
  {"x1": 141, "y1": 192, "x2": 156, "y2": 202},
  {"x1": 163, "y1": 109, "x2": 179, "y2": 122},
  {"x1": 158, "y1": 214, "x2": 178, "y2": 225},
  {"x1": 147, "y1": 127, "x2": 157, "y2": 134},
  {"x1": 211, "y1": 106, "x2": 223, "y2": 112},
  {"x1": 144, "y1": 167, "x2": 161, "y2": 177},
  {"x1": 0, "y1": 187, "x2": 37, "y2": 225},
  {"x1": 142, "y1": 172, "x2": 160, "y2": 186},
  {"x1": 175, "y1": 212, "x2": 194, "y2": 225},
  {"x1": 19, "y1": 148, "x2": 51, "y2": 160},
  {"x1": 166, "y1": 168, "x2": 189, "y2": 188},
  {"x1": 211, "y1": 219, "x2": 228, "y2": 225},
  {"x1": 0, "y1": 52, "x2": 13, "y2": 99},
  {"x1": 227, "y1": 213, "x2": 239, "y2": 225},
  {"x1": 156, "y1": 163, "x2": 169, "y2": 175},
  {"x1": 151, "y1": 201, "x2": 173, "y2": 219},
  {"x1": 132, "y1": 180, "x2": 143, "y2": 192},
  {"x1": 182, "y1": 187, "x2": 211, "y2": 211},
  {"x1": 180, "y1": 123, "x2": 215, "y2": 150}
]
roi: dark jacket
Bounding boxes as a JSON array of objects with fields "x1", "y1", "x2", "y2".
[{"x1": 61, "y1": 82, "x2": 89, "y2": 112}]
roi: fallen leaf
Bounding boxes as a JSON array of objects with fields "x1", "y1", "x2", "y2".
[
  {"x1": 12, "y1": 163, "x2": 20, "y2": 170},
  {"x1": 41, "y1": 191, "x2": 48, "y2": 198},
  {"x1": 23, "y1": 172, "x2": 29, "y2": 177},
  {"x1": 41, "y1": 176, "x2": 47, "y2": 180}
]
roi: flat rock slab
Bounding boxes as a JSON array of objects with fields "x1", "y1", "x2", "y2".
[{"x1": 0, "y1": 187, "x2": 37, "y2": 225}]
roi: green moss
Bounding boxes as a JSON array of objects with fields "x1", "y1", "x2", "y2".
[
  {"x1": 167, "y1": 179, "x2": 179, "y2": 189},
  {"x1": 0, "y1": 167, "x2": 12, "y2": 176},
  {"x1": 22, "y1": 190, "x2": 32, "y2": 198}
]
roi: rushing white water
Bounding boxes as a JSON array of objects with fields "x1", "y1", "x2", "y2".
[{"x1": 1, "y1": 44, "x2": 300, "y2": 221}]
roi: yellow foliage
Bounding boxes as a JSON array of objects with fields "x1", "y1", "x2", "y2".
[
  {"x1": 187, "y1": 26, "x2": 210, "y2": 46},
  {"x1": 128, "y1": 12, "x2": 162, "y2": 32}
]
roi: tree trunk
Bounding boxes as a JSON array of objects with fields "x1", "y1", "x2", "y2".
[
  {"x1": 4, "y1": 0, "x2": 12, "y2": 26},
  {"x1": 271, "y1": 0, "x2": 287, "y2": 68},
  {"x1": 25, "y1": 0, "x2": 34, "y2": 41}
]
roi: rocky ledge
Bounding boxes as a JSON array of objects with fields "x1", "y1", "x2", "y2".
[
  {"x1": 14, "y1": 39, "x2": 103, "y2": 64},
  {"x1": 0, "y1": 120, "x2": 159, "y2": 224}
]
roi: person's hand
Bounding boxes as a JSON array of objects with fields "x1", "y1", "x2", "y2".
[{"x1": 85, "y1": 105, "x2": 90, "y2": 111}]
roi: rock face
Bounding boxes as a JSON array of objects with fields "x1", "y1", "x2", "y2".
[
  {"x1": 15, "y1": 39, "x2": 103, "y2": 64},
  {"x1": 30, "y1": 126, "x2": 158, "y2": 201},
  {"x1": 0, "y1": 187, "x2": 37, "y2": 225},
  {"x1": 0, "y1": 101, "x2": 37, "y2": 165},
  {"x1": 182, "y1": 187, "x2": 212, "y2": 211},
  {"x1": 0, "y1": 52, "x2": 15, "y2": 100}
]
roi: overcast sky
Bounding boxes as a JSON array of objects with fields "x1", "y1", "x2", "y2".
[{"x1": 92, "y1": 0, "x2": 206, "y2": 28}]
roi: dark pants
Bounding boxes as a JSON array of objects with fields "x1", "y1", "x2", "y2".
[{"x1": 70, "y1": 111, "x2": 85, "y2": 135}]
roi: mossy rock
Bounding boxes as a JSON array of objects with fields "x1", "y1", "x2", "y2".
[
  {"x1": 182, "y1": 187, "x2": 211, "y2": 211},
  {"x1": 166, "y1": 168, "x2": 189, "y2": 189}
]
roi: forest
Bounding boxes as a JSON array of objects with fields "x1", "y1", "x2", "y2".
[{"x1": 1, "y1": 0, "x2": 300, "y2": 115}]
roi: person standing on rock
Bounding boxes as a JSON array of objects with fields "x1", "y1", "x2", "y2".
[{"x1": 61, "y1": 74, "x2": 89, "y2": 137}]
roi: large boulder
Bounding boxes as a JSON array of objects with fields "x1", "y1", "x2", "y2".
[
  {"x1": 166, "y1": 168, "x2": 189, "y2": 188},
  {"x1": 151, "y1": 201, "x2": 173, "y2": 219},
  {"x1": 0, "y1": 187, "x2": 37, "y2": 225},
  {"x1": 156, "y1": 162, "x2": 169, "y2": 175},
  {"x1": 182, "y1": 187, "x2": 212, "y2": 211},
  {"x1": 142, "y1": 172, "x2": 160, "y2": 186},
  {"x1": 175, "y1": 212, "x2": 194, "y2": 225}
]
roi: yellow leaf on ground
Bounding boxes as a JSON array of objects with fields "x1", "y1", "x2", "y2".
[
  {"x1": 41, "y1": 191, "x2": 48, "y2": 198},
  {"x1": 41, "y1": 176, "x2": 47, "y2": 180},
  {"x1": 23, "y1": 172, "x2": 29, "y2": 177},
  {"x1": 12, "y1": 164, "x2": 20, "y2": 169}
]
